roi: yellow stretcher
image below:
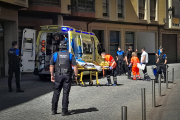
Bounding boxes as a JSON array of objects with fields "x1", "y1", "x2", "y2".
[{"x1": 76, "y1": 67, "x2": 109, "y2": 86}]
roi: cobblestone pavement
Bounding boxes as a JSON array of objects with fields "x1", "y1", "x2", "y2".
[{"x1": 0, "y1": 64, "x2": 180, "y2": 120}]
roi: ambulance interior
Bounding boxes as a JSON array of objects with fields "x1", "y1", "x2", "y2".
[{"x1": 38, "y1": 30, "x2": 108, "y2": 74}]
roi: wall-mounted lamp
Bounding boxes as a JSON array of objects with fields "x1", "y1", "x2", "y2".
[
  {"x1": 168, "y1": 7, "x2": 172, "y2": 19},
  {"x1": 68, "y1": 5, "x2": 72, "y2": 11}
]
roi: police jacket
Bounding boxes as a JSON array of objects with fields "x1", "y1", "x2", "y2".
[
  {"x1": 50, "y1": 50, "x2": 77, "y2": 75},
  {"x1": 158, "y1": 53, "x2": 167, "y2": 65},
  {"x1": 8, "y1": 48, "x2": 20, "y2": 67},
  {"x1": 117, "y1": 50, "x2": 124, "y2": 60}
]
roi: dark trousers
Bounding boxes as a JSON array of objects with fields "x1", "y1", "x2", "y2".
[
  {"x1": 117, "y1": 60, "x2": 125, "y2": 75},
  {"x1": 106, "y1": 68, "x2": 117, "y2": 84},
  {"x1": 142, "y1": 63, "x2": 150, "y2": 79},
  {"x1": 52, "y1": 74, "x2": 72, "y2": 112},
  {"x1": 156, "y1": 64, "x2": 166, "y2": 81},
  {"x1": 8, "y1": 66, "x2": 20, "y2": 89}
]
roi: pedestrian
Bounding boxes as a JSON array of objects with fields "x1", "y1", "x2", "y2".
[
  {"x1": 8, "y1": 41, "x2": 24, "y2": 92},
  {"x1": 140, "y1": 47, "x2": 151, "y2": 81},
  {"x1": 116, "y1": 47, "x2": 125, "y2": 76},
  {"x1": 50, "y1": 41, "x2": 78, "y2": 116},
  {"x1": 155, "y1": 48, "x2": 167, "y2": 83},
  {"x1": 129, "y1": 52, "x2": 141, "y2": 80},
  {"x1": 125, "y1": 46, "x2": 137, "y2": 79},
  {"x1": 101, "y1": 52, "x2": 117, "y2": 86}
]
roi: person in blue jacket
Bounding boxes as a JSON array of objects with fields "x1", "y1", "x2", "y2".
[
  {"x1": 8, "y1": 41, "x2": 24, "y2": 92},
  {"x1": 116, "y1": 47, "x2": 125, "y2": 75},
  {"x1": 50, "y1": 40, "x2": 78, "y2": 116}
]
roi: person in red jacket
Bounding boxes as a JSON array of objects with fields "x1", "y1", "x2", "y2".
[
  {"x1": 101, "y1": 52, "x2": 117, "y2": 86},
  {"x1": 129, "y1": 52, "x2": 141, "y2": 80}
]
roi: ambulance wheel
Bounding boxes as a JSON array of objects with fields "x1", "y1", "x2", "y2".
[{"x1": 39, "y1": 74, "x2": 47, "y2": 81}]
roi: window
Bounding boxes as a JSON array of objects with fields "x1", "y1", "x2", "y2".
[
  {"x1": 117, "y1": 0, "x2": 124, "y2": 18},
  {"x1": 83, "y1": 41, "x2": 92, "y2": 54},
  {"x1": 110, "y1": 31, "x2": 120, "y2": 59},
  {"x1": 139, "y1": 0, "x2": 145, "y2": 19},
  {"x1": 150, "y1": 0, "x2": 156, "y2": 20},
  {"x1": 103, "y1": 0, "x2": 109, "y2": 16},
  {"x1": 71, "y1": 0, "x2": 95, "y2": 12},
  {"x1": 125, "y1": 32, "x2": 134, "y2": 51}
]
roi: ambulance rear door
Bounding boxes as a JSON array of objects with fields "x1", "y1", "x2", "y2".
[{"x1": 20, "y1": 28, "x2": 36, "y2": 72}]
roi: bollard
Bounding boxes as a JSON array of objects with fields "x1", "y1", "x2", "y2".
[
  {"x1": 121, "y1": 106, "x2": 127, "y2": 120},
  {"x1": 166, "y1": 69, "x2": 168, "y2": 89},
  {"x1": 172, "y1": 68, "x2": 174, "y2": 83},
  {"x1": 158, "y1": 74, "x2": 161, "y2": 96},
  {"x1": 152, "y1": 80, "x2": 156, "y2": 107},
  {"x1": 141, "y1": 88, "x2": 146, "y2": 120}
]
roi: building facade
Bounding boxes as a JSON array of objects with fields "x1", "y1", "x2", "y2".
[
  {"x1": 1, "y1": 0, "x2": 179, "y2": 77},
  {"x1": 0, "y1": 0, "x2": 28, "y2": 78}
]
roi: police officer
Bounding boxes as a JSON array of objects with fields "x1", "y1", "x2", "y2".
[
  {"x1": 116, "y1": 46, "x2": 125, "y2": 76},
  {"x1": 155, "y1": 48, "x2": 167, "y2": 83},
  {"x1": 125, "y1": 46, "x2": 137, "y2": 79},
  {"x1": 8, "y1": 41, "x2": 24, "y2": 92},
  {"x1": 50, "y1": 41, "x2": 78, "y2": 116}
]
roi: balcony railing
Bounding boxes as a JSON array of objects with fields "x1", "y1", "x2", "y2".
[
  {"x1": 71, "y1": 0, "x2": 95, "y2": 12},
  {"x1": 29, "y1": 0, "x2": 60, "y2": 6}
]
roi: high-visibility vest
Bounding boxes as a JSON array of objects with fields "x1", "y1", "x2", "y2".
[{"x1": 104, "y1": 54, "x2": 117, "y2": 69}]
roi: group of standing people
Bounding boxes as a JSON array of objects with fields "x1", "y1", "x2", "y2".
[{"x1": 116, "y1": 46, "x2": 151, "y2": 81}]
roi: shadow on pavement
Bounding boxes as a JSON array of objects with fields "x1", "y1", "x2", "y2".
[
  {"x1": 0, "y1": 74, "x2": 54, "y2": 111},
  {"x1": 70, "y1": 107, "x2": 99, "y2": 115}
]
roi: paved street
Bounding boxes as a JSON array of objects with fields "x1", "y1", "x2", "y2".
[{"x1": 0, "y1": 64, "x2": 180, "y2": 120}]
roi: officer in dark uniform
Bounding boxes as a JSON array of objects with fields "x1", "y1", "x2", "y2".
[
  {"x1": 50, "y1": 41, "x2": 78, "y2": 116},
  {"x1": 8, "y1": 41, "x2": 24, "y2": 92},
  {"x1": 116, "y1": 46, "x2": 125, "y2": 75},
  {"x1": 125, "y1": 46, "x2": 137, "y2": 79},
  {"x1": 155, "y1": 48, "x2": 167, "y2": 83}
]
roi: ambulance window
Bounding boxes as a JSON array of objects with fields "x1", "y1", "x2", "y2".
[{"x1": 83, "y1": 42, "x2": 92, "y2": 54}]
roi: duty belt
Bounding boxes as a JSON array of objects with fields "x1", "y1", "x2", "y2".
[{"x1": 56, "y1": 68, "x2": 69, "y2": 75}]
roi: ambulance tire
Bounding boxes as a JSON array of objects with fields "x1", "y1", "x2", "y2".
[{"x1": 39, "y1": 74, "x2": 48, "y2": 81}]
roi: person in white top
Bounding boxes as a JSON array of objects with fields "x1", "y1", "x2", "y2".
[{"x1": 141, "y1": 47, "x2": 151, "y2": 81}]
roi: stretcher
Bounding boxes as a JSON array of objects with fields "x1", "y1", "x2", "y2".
[{"x1": 76, "y1": 67, "x2": 109, "y2": 86}]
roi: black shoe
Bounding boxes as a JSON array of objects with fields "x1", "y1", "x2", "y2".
[
  {"x1": 52, "y1": 110, "x2": 57, "y2": 115},
  {"x1": 62, "y1": 111, "x2": 71, "y2": 116},
  {"x1": 9, "y1": 89, "x2": 13, "y2": 92},
  {"x1": 16, "y1": 89, "x2": 24, "y2": 92}
]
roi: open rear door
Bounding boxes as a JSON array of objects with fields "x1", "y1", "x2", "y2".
[{"x1": 20, "y1": 28, "x2": 36, "y2": 72}]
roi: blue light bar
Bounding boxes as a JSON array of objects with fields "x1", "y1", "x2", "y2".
[
  {"x1": 62, "y1": 27, "x2": 68, "y2": 31},
  {"x1": 75, "y1": 30, "x2": 81, "y2": 33},
  {"x1": 90, "y1": 33, "x2": 94, "y2": 35},
  {"x1": 69, "y1": 28, "x2": 73, "y2": 31},
  {"x1": 82, "y1": 32, "x2": 89, "y2": 34}
]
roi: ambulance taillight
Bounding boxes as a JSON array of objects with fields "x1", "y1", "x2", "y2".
[{"x1": 41, "y1": 40, "x2": 45, "y2": 53}]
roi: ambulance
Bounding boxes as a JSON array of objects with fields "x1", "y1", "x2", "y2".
[{"x1": 20, "y1": 25, "x2": 109, "y2": 81}]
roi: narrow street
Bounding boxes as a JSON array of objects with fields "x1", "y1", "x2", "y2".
[{"x1": 0, "y1": 64, "x2": 179, "y2": 120}]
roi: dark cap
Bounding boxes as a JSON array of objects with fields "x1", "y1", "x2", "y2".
[{"x1": 12, "y1": 41, "x2": 18, "y2": 47}]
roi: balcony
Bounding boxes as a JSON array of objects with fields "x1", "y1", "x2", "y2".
[
  {"x1": 29, "y1": 0, "x2": 60, "y2": 6},
  {"x1": 27, "y1": 0, "x2": 61, "y2": 13},
  {"x1": 71, "y1": 0, "x2": 95, "y2": 12},
  {"x1": 71, "y1": 0, "x2": 95, "y2": 18}
]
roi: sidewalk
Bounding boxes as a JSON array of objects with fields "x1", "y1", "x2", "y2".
[{"x1": 147, "y1": 81, "x2": 180, "y2": 120}]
